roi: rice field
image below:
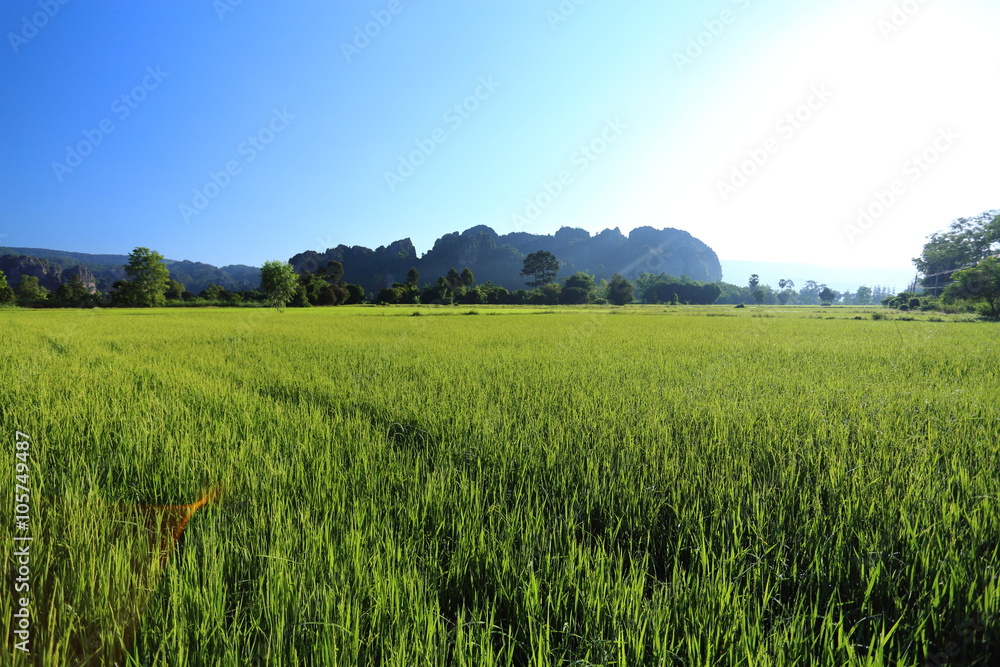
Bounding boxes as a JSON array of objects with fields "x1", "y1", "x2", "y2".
[{"x1": 2, "y1": 305, "x2": 999, "y2": 665}]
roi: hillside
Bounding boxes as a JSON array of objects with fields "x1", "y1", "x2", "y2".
[
  {"x1": 290, "y1": 225, "x2": 721, "y2": 294},
  {"x1": 0, "y1": 247, "x2": 259, "y2": 295}
]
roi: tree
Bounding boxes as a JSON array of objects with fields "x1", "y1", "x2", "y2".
[
  {"x1": 798, "y1": 280, "x2": 820, "y2": 304},
  {"x1": 323, "y1": 261, "x2": 344, "y2": 285},
  {"x1": 260, "y1": 261, "x2": 299, "y2": 311},
  {"x1": 344, "y1": 284, "x2": 366, "y2": 304},
  {"x1": 855, "y1": 286, "x2": 873, "y2": 305},
  {"x1": 749, "y1": 274, "x2": 760, "y2": 291},
  {"x1": 459, "y1": 267, "x2": 475, "y2": 287},
  {"x1": 446, "y1": 268, "x2": 462, "y2": 291},
  {"x1": 16, "y1": 275, "x2": 48, "y2": 301},
  {"x1": 753, "y1": 288, "x2": 765, "y2": 305},
  {"x1": 165, "y1": 278, "x2": 186, "y2": 301},
  {"x1": 521, "y1": 251, "x2": 559, "y2": 288},
  {"x1": 915, "y1": 210, "x2": 1000, "y2": 277},
  {"x1": 120, "y1": 247, "x2": 170, "y2": 307},
  {"x1": 607, "y1": 274, "x2": 634, "y2": 305},
  {"x1": 944, "y1": 257, "x2": 1000, "y2": 318},
  {"x1": 406, "y1": 267, "x2": 419, "y2": 286},
  {"x1": 0, "y1": 270, "x2": 15, "y2": 304},
  {"x1": 200, "y1": 284, "x2": 223, "y2": 301},
  {"x1": 561, "y1": 272, "x2": 596, "y2": 305},
  {"x1": 818, "y1": 285, "x2": 836, "y2": 305}
]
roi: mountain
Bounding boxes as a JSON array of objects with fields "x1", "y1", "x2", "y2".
[
  {"x1": 0, "y1": 254, "x2": 98, "y2": 293},
  {"x1": 0, "y1": 247, "x2": 259, "y2": 295},
  {"x1": 3, "y1": 224, "x2": 721, "y2": 298},
  {"x1": 290, "y1": 225, "x2": 721, "y2": 294}
]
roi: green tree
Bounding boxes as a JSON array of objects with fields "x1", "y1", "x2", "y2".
[
  {"x1": 121, "y1": 247, "x2": 170, "y2": 307},
  {"x1": 818, "y1": 285, "x2": 836, "y2": 305},
  {"x1": 855, "y1": 286, "x2": 873, "y2": 305},
  {"x1": 0, "y1": 270, "x2": 15, "y2": 304},
  {"x1": 322, "y1": 261, "x2": 344, "y2": 285},
  {"x1": 16, "y1": 275, "x2": 48, "y2": 301},
  {"x1": 749, "y1": 274, "x2": 760, "y2": 291},
  {"x1": 260, "y1": 261, "x2": 299, "y2": 311},
  {"x1": 521, "y1": 250, "x2": 559, "y2": 288},
  {"x1": 606, "y1": 273, "x2": 634, "y2": 305},
  {"x1": 753, "y1": 288, "x2": 765, "y2": 305},
  {"x1": 446, "y1": 268, "x2": 462, "y2": 292},
  {"x1": 406, "y1": 267, "x2": 419, "y2": 286},
  {"x1": 915, "y1": 210, "x2": 1000, "y2": 278},
  {"x1": 200, "y1": 283, "x2": 223, "y2": 301},
  {"x1": 561, "y1": 272, "x2": 595, "y2": 304},
  {"x1": 944, "y1": 257, "x2": 1000, "y2": 318},
  {"x1": 459, "y1": 267, "x2": 475, "y2": 287},
  {"x1": 344, "y1": 284, "x2": 366, "y2": 304},
  {"x1": 165, "y1": 278, "x2": 186, "y2": 301},
  {"x1": 539, "y1": 282, "x2": 562, "y2": 305}
]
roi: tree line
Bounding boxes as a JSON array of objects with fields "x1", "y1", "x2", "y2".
[{"x1": 4, "y1": 212, "x2": 996, "y2": 317}]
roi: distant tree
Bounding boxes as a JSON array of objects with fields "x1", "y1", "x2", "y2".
[
  {"x1": 539, "y1": 282, "x2": 562, "y2": 305},
  {"x1": 200, "y1": 283, "x2": 223, "y2": 301},
  {"x1": 16, "y1": 275, "x2": 48, "y2": 301},
  {"x1": 944, "y1": 257, "x2": 1000, "y2": 318},
  {"x1": 406, "y1": 267, "x2": 419, "y2": 286},
  {"x1": 606, "y1": 273, "x2": 634, "y2": 305},
  {"x1": 749, "y1": 274, "x2": 760, "y2": 292},
  {"x1": 421, "y1": 276, "x2": 454, "y2": 305},
  {"x1": 459, "y1": 267, "x2": 475, "y2": 287},
  {"x1": 55, "y1": 273, "x2": 89, "y2": 304},
  {"x1": 561, "y1": 272, "x2": 596, "y2": 304},
  {"x1": 818, "y1": 285, "x2": 836, "y2": 305},
  {"x1": 799, "y1": 280, "x2": 820, "y2": 305},
  {"x1": 164, "y1": 278, "x2": 186, "y2": 301},
  {"x1": 344, "y1": 284, "x2": 366, "y2": 305},
  {"x1": 0, "y1": 270, "x2": 15, "y2": 304},
  {"x1": 753, "y1": 288, "x2": 765, "y2": 305},
  {"x1": 299, "y1": 272, "x2": 332, "y2": 305},
  {"x1": 521, "y1": 251, "x2": 559, "y2": 288},
  {"x1": 260, "y1": 261, "x2": 299, "y2": 311},
  {"x1": 120, "y1": 247, "x2": 170, "y2": 307},
  {"x1": 855, "y1": 286, "x2": 873, "y2": 305},
  {"x1": 323, "y1": 261, "x2": 344, "y2": 285},
  {"x1": 374, "y1": 286, "x2": 402, "y2": 305},
  {"x1": 446, "y1": 268, "x2": 462, "y2": 291}
]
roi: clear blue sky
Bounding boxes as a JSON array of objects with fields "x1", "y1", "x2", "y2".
[{"x1": 2, "y1": 0, "x2": 996, "y2": 283}]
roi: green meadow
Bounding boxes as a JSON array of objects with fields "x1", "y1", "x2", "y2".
[{"x1": 2, "y1": 306, "x2": 998, "y2": 665}]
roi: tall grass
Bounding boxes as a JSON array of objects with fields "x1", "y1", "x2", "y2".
[{"x1": 1, "y1": 307, "x2": 998, "y2": 665}]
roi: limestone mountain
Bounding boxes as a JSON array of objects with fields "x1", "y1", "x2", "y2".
[{"x1": 290, "y1": 225, "x2": 721, "y2": 294}]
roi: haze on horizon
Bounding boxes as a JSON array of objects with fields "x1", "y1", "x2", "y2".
[{"x1": 1, "y1": 1, "x2": 996, "y2": 282}]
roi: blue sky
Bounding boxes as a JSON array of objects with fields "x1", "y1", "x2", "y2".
[{"x1": 1, "y1": 1, "x2": 997, "y2": 287}]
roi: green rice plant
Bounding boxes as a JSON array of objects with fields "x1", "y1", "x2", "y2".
[{"x1": 1, "y1": 307, "x2": 998, "y2": 665}]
